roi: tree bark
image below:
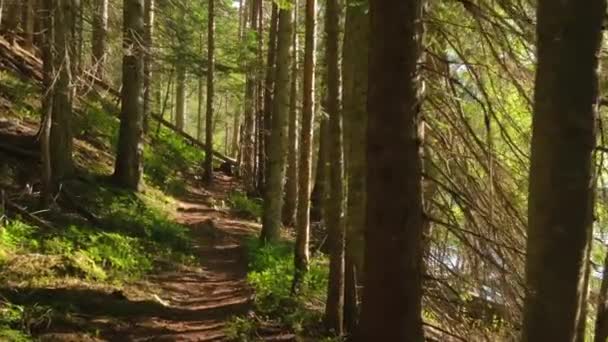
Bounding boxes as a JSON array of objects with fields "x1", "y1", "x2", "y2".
[
  {"x1": 50, "y1": 0, "x2": 75, "y2": 185},
  {"x1": 232, "y1": 0, "x2": 245, "y2": 158},
  {"x1": 595, "y1": 243, "x2": 608, "y2": 342},
  {"x1": 203, "y1": 0, "x2": 215, "y2": 184},
  {"x1": 311, "y1": 117, "x2": 328, "y2": 222},
  {"x1": 114, "y1": 0, "x2": 145, "y2": 191},
  {"x1": 342, "y1": 0, "x2": 368, "y2": 332},
  {"x1": 261, "y1": 6, "x2": 293, "y2": 244},
  {"x1": 521, "y1": 0, "x2": 605, "y2": 341},
  {"x1": 292, "y1": 0, "x2": 316, "y2": 293},
  {"x1": 1, "y1": 0, "x2": 21, "y2": 38},
  {"x1": 175, "y1": 63, "x2": 186, "y2": 131},
  {"x1": 39, "y1": 0, "x2": 53, "y2": 207},
  {"x1": 143, "y1": 0, "x2": 154, "y2": 133},
  {"x1": 254, "y1": 0, "x2": 265, "y2": 195},
  {"x1": 91, "y1": 0, "x2": 108, "y2": 79},
  {"x1": 358, "y1": 0, "x2": 425, "y2": 340},
  {"x1": 283, "y1": 0, "x2": 299, "y2": 228},
  {"x1": 242, "y1": 0, "x2": 260, "y2": 194},
  {"x1": 72, "y1": 0, "x2": 82, "y2": 76},
  {"x1": 324, "y1": 0, "x2": 345, "y2": 335},
  {"x1": 260, "y1": 2, "x2": 279, "y2": 192},
  {"x1": 23, "y1": 0, "x2": 34, "y2": 50}
]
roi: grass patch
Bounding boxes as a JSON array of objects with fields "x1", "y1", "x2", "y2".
[{"x1": 225, "y1": 238, "x2": 330, "y2": 339}]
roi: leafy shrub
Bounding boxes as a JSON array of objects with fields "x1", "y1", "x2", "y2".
[
  {"x1": 227, "y1": 192, "x2": 262, "y2": 220},
  {"x1": 0, "y1": 220, "x2": 39, "y2": 251},
  {"x1": 75, "y1": 100, "x2": 119, "y2": 148},
  {"x1": 0, "y1": 326, "x2": 30, "y2": 342},
  {"x1": 101, "y1": 194, "x2": 192, "y2": 253},
  {"x1": 145, "y1": 128, "x2": 205, "y2": 193},
  {"x1": 242, "y1": 238, "x2": 329, "y2": 335},
  {"x1": 224, "y1": 316, "x2": 256, "y2": 341},
  {"x1": 0, "y1": 299, "x2": 52, "y2": 341},
  {"x1": 0, "y1": 71, "x2": 38, "y2": 119}
]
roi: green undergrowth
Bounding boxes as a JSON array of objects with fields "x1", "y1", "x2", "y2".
[
  {"x1": 226, "y1": 191, "x2": 262, "y2": 220},
  {"x1": 0, "y1": 299, "x2": 51, "y2": 341},
  {"x1": 225, "y1": 238, "x2": 331, "y2": 340},
  {"x1": 0, "y1": 181, "x2": 196, "y2": 339},
  {"x1": 0, "y1": 181, "x2": 194, "y2": 285},
  {"x1": 77, "y1": 97, "x2": 206, "y2": 193},
  {"x1": 145, "y1": 128, "x2": 206, "y2": 195},
  {"x1": 0, "y1": 71, "x2": 39, "y2": 120},
  {"x1": 0, "y1": 66, "x2": 207, "y2": 339}
]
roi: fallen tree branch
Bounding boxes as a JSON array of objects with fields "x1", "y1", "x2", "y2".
[
  {"x1": 150, "y1": 114, "x2": 237, "y2": 165},
  {"x1": 5, "y1": 198, "x2": 54, "y2": 230}
]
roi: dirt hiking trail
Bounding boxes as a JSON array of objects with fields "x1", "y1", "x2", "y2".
[{"x1": 22, "y1": 174, "x2": 273, "y2": 342}]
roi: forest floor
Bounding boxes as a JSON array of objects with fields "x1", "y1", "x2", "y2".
[
  {"x1": 1, "y1": 158, "x2": 295, "y2": 341},
  {"x1": 0, "y1": 88, "x2": 295, "y2": 341},
  {"x1": 85, "y1": 176, "x2": 253, "y2": 341},
  {"x1": 33, "y1": 175, "x2": 286, "y2": 342}
]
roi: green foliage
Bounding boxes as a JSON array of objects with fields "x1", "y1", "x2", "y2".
[
  {"x1": 242, "y1": 238, "x2": 328, "y2": 336},
  {"x1": 41, "y1": 226, "x2": 152, "y2": 280},
  {"x1": 224, "y1": 316, "x2": 256, "y2": 341},
  {"x1": 98, "y1": 191, "x2": 192, "y2": 255},
  {"x1": 0, "y1": 220, "x2": 39, "y2": 251},
  {"x1": 0, "y1": 299, "x2": 52, "y2": 341},
  {"x1": 0, "y1": 71, "x2": 39, "y2": 119},
  {"x1": 227, "y1": 191, "x2": 262, "y2": 220},
  {"x1": 145, "y1": 128, "x2": 205, "y2": 195},
  {"x1": 76, "y1": 100, "x2": 120, "y2": 148},
  {"x1": 0, "y1": 326, "x2": 30, "y2": 342},
  {"x1": 0, "y1": 183, "x2": 194, "y2": 283}
]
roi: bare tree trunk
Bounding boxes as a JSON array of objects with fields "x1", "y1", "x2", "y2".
[
  {"x1": 175, "y1": 63, "x2": 186, "y2": 131},
  {"x1": 91, "y1": 0, "x2": 108, "y2": 79},
  {"x1": 203, "y1": 0, "x2": 215, "y2": 184},
  {"x1": 23, "y1": 0, "x2": 34, "y2": 50},
  {"x1": 292, "y1": 0, "x2": 316, "y2": 293},
  {"x1": 114, "y1": 0, "x2": 145, "y2": 191},
  {"x1": 342, "y1": 0, "x2": 368, "y2": 332},
  {"x1": 324, "y1": 0, "x2": 345, "y2": 334},
  {"x1": 260, "y1": 2, "x2": 279, "y2": 191},
  {"x1": 143, "y1": 0, "x2": 154, "y2": 133},
  {"x1": 358, "y1": 0, "x2": 425, "y2": 340},
  {"x1": 261, "y1": 5, "x2": 293, "y2": 244},
  {"x1": 197, "y1": 34, "x2": 204, "y2": 141},
  {"x1": 225, "y1": 120, "x2": 229, "y2": 155},
  {"x1": 521, "y1": 0, "x2": 605, "y2": 341},
  {"x1": 72, "y1": 0, "x2": 83, "y2": 77},
  {"x1": 242, "y1": 0, "x2": 260, "y2": 194},
  {"x1": 1, "y1": 0, "x2": 21, "y2": 39},
  {"x1": 283, "y1": 0, "x2": 299, "y2": 228},
  {"x1": 311, "y1": 117, "x2": 328, "y2": 222},
  {"x1": 595, "y1": 243, "x2": 608, "y2": 342},
  {"x1": 231, "y1": 0, "x2": 246, "y2": 158},
  {"x1": 255, "y1": 0, "x2": 265, "y2": 195},
  {"x1": 39, "y1": 0, "x2": 53, "y2": 207},
  {"x1": 50, "y1": 0, "x2": 75, "y2": 185}
]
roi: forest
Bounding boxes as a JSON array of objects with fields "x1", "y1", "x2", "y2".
[{"x1": 0, "y1": 0, "x2": 604, "y2": 341}]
